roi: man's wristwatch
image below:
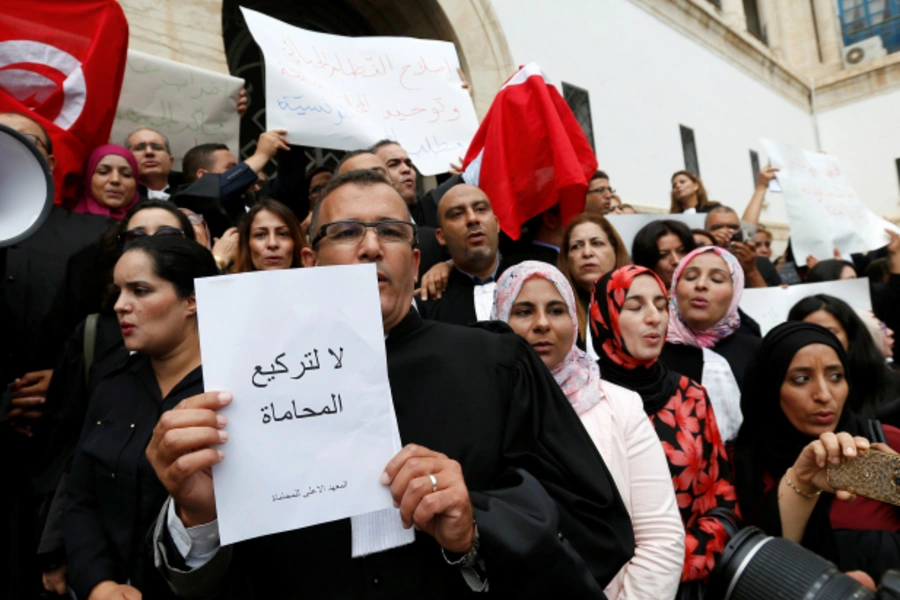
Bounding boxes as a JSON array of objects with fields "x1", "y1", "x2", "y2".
[{"x1": 442, "y1": 522, "x2": 480, "y2": 568}]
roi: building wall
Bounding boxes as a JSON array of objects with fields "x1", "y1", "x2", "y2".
[
  {"x1": 817, "y1": 86, "x2": 900, "y2": 217},
  {"x1": 489, "y1": 0, "x2": 818, "y2": 224}
]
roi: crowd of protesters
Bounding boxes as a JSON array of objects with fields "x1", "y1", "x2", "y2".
[{"x1": 2, "y1": 52, "x2": 900, "y2": 600}]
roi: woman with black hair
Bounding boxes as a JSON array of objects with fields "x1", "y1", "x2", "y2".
[
  {"x1": 807, "y1": 259, "x2": 858, "y2": 283},
  {"x1": 788, "y1": 294, "x2": 900, "y2": 421},
  {"x1": 734, "y1": 321, "x2": 900, "y2": 581},
  {"x1": 63, "y1": 236, "x2": 219, "y2": 599},
  {"x1": 631, "y1": 220, "x2": 697, "y2": 289}
]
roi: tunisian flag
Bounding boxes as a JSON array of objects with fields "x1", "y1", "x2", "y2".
[
  {"x1": 0, "y1": 0, "x2": 128, "y2": 205},
  {"x1": 462, "y1": 63, "x2": 597, "y2": 240}
]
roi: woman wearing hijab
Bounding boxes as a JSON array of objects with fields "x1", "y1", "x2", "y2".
[
  {"x1": 734, "y1": 321, "x2": 900, "y2": 580},
  {"x1": 788, "y1": 294, "x2": 900, "y2": 421},
  {"x1": 492, "y1": 261, "x2": 684, "y2": 600},
  {"x1": 590, "y1": 265, "x2": 740, "y2": 595},
  {"x1": 71, "y1": 145, "x2": 140, "y2": 220},
  {"x1": 659, "y1": 246, "x2": 761, "y2": 443}
]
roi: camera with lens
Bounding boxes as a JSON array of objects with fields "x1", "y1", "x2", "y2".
[{"x1": 708, "y1": 527, "x2": 900, "y2": 599}]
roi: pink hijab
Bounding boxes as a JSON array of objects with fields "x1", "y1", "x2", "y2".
[
  {"x1": 666, "y1": 246, "x2": 744, "y2": 349},
  {"x1": 72, "y1": 144, "x2": 140, "y2": 220},
  {"x1": 492, "y1": 261, "x2": 602, "y2": 416}
]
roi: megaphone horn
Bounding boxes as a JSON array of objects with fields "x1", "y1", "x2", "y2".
[{"x1": 0, "y1": 122, "x2": 54, "y2": 247}]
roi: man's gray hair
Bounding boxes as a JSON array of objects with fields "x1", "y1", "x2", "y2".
[{"x1": 124, "y1": 127, "x2": 172, "y2": 154}]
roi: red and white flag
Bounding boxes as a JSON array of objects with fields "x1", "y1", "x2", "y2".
[
  {"x1": 0, "y1": 0, "x2": 129, "y2": 205},
  {"x1": 462, "y1": 63, "x2": 597, "y2": 240}
]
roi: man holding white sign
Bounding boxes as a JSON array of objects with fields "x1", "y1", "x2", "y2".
[{"x1": 146, "y1": 169, "x2": 634, "y2": 598}]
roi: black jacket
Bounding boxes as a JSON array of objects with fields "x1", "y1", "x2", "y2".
[{"x1": 64, "y1": 355, "x2": 202, "y2": 598}]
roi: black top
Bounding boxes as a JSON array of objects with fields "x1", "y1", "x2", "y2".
[
  {"x1": 416, "y1": 262, "x2": 507, "y2": 326},
  {"x1": 507, "y1": 242, "x2": 560, "y2": 267},
  {"x1": 873, "y1": 274, "x2": 900, "y2": 345},
  {"x1": 659, "y1": 327, "x2": 762, "y2": 392},
  {"x1": 160, "y1": 311, "x2": 634, "y2": 599},
  {"x1": 0, "y1": 206, "x2": 111, "y2": 382},
  {"x1": 756, "y1": 256, "x2": 782, "y2": 287},
  {"x1": 64, "y1": 354, "x2": 203, "y2": 598}
]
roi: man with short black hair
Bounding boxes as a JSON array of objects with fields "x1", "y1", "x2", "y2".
[
  {"x1": 370, "y1": 139, "x2": 461, "y2": 229},
  {"x1": 585, "y1": 170, "x2": 614, "y2": 215},
  {"x1": 705, "y1": 205, "x2": 780, "y2": 288},
  {"x1": 146, "y1": 168, "x2": 634, "y2": 599}
]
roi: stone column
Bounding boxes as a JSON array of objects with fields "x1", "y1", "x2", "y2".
[{"x1": 720, "y1": 0, "x2": 747, "y2": 32}]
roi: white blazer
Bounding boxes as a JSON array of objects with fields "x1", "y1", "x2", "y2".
[{"x1": 580, "y1": 381, "x2": 685, "y2": 600}]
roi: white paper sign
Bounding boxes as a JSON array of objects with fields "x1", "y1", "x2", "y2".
[
  {"x1": 740, "y1": 277, "x2": 872, "y2": 336},
  {"x1": 606, "y1": 213, "x2": 707, "y2": 255},
  {"x1": 760, "y1": 138, "x2": 900, "y2": 260},
  {"x1": 241, "y1": 7, "x2": 479, "y2": 176},
  {"x1": 111, "y1": 50, "x2": 244, "y2": 170},
  {"x1": 195, "y1": 265, "x2": 402, "y2": 545}
]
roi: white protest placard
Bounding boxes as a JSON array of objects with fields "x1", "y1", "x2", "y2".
[
  {"x1": 606, "y1": 213, "x2": 707, "y2": 255},
  {"x1": 111, "y1": 50, "x2": 244, "y2": 170},
  {"x1": 740, "y1": 277, "x2": 872, "y2": 336},
  {"x1": 760, "y1": 139, "x2": 900, "y2": 260},
  {"x1": 195, "y1": 264, "x2": 402, "y2": 545},
  {"x1": 241, "y1": 7, "x2": 479, "y2": 176}
]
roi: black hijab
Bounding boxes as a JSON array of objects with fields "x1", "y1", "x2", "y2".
[{"x1": 734, "y1": 321, "x2": 866, "y2": 516}]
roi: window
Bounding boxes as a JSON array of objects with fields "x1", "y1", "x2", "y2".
[
  {"x1": 680, "y1": 125, "x2": 700, "y2": 176},
  {"x1": 562, "y1": 82, "x2": 595, "y2": 152},
  {"x1": 743, "y1": 0, "x2": 766, "y2": 43},
  {"x1": 750, "y1": 150, "x2": 761, "y2": 187},
  {"x1": 837, "y1": 0, "x2": 900, "y2": 54},
  {"x1": 895, "y1": 158, "x2": 900, "y2": 192}
]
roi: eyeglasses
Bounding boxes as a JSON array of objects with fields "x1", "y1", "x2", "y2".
[
  {"x1": 21, "y1": 133, "x2": 48, "y2": 152},
  {"x1": 589, "y1": 186, "x2": 615, "y2": 195},
  {"x1": 709, "y1": 223, "x2": 741, "y2": 232},
  {"x1": 118, "y1": 225, "x2": 185, "y2": 248},
  {"x1": 311, "y1": 220, "x2": 417, "y2": 248},
  {"x1": 129, "y1": 142, "x2": 167, "y2": 152}
]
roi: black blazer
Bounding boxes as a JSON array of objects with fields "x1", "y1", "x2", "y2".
[{"x1": 64, "y1": 355, "x2": 202, "y2": 598}]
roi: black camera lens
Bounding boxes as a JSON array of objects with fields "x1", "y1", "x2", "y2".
[{"x1": 709, "y1": 527, "x2": 875, "y2": 600}]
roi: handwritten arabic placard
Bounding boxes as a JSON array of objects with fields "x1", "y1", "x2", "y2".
[
  {"x1": 195, "y1": 264, "x2": 402, "y2": 545},
  {"x1": 241, "y1": 7, "x2": 478, "y2": 176},
  {"x1": 760, "y1": 138, "x2": 900, "y2": 260},
  {"x1": 740, "y1": 277, "x2": 872, "y2": 336},
  {"x1": 111, "y1": 50, "x2": 244, "y2": 170}
]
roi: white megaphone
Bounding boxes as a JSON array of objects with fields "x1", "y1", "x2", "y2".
[{"x1": 0, "y1": 122, "x2": 54, "y2": 247}]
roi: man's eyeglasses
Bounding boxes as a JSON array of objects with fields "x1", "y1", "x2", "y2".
[
  {"x1": 709, "y1": 223, "x2": 741, "y2": 232},
  {"x1": 589, "y1": 186, "x2": 615, "y2": 195},
  {"x1": 21, "y1": 133, "x2": 48, "y2": 153},
  {"x1": 311, "y1": 220, "x2": 417, "y2": 248},
  {"x1": 129, "y1": 142, "x2": 167, "y2": 152},
  {"x1": 118, "y1": 226, "x2": 185, "y2": 248}
]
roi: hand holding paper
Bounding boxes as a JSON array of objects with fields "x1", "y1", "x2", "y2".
[{"x1": 145, "y1": 390, "x2": 230, "y2": 528}]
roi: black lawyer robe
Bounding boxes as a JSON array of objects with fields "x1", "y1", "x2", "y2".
[
  {"x1": 153, "y1": 311, "x2": 634, "y2": 599},
  {"x1": 416, "y1": 263, "x2": 508, "y2": 326}
]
